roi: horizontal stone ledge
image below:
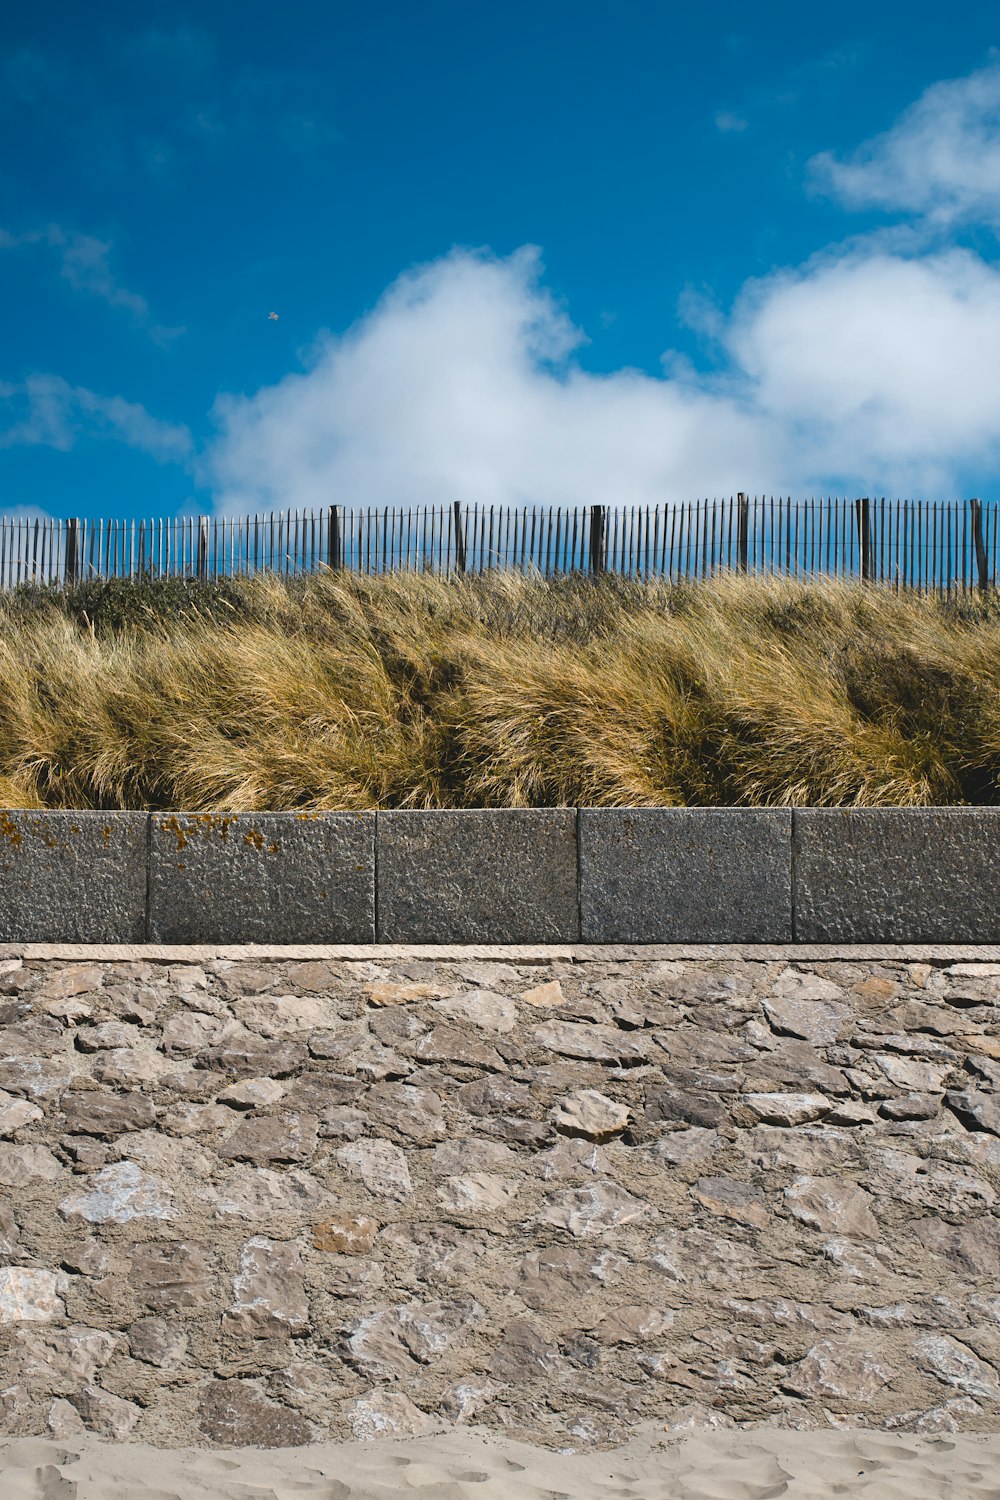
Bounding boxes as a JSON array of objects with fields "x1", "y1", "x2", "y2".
[{"x1": 4, "y1": 942, "x2": 1000, "y2": 962}]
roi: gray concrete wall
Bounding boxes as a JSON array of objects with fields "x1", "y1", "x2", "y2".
[{"x1": 0, "y1": 808, "x2": 999, "y2": 943}]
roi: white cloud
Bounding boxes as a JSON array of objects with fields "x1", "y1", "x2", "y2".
[
  {"x1": 205, "y1": 238, "x2": 1000, "y2": 511},
  {"x1": 810, "y1": 58, "x2": 1000, "y2": 225},
  {"x1": 0, "y1": 225, "x2": 183, "y2": 341},
  {"x1": 205, "y1": 248, "x2": 778, "y2": 512},
  {"x1": 0, "y1": 375, "x2": 192, "y2": 461},
  {"x1": 715, "y1": 110, "x2": 748, "y2": 134}
]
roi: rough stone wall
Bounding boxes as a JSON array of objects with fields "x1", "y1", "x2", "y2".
[{"x1": 1, "y1": 953, "x2": 1000, "y2": 1448}]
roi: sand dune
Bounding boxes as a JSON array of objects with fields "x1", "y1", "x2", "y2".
[{"x1": 2, "y1": 1426, "x2": 999, "y2": 1500}]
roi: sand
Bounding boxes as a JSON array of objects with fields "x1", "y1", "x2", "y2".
[{"x1": 2, "y1": 1426, "x2": 999, "y2": 1499}]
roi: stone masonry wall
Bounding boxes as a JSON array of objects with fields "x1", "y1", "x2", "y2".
[{"x1": 1, "y1": 953, "x2": 1000, "y2": 1447}]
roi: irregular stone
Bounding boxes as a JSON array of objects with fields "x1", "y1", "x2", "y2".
[
  {"x1": 92, "y1": 1049, "x2": 168, "y2": 1088},
  {"x1": 432, "y1": 1139, "x2": 518, "y2": 1175},
  {"x1": 225, "y1": 1236, "x2": 309, "y2": 1337},
  {"x1": 218, "y1": 1112, "x2": 319, "y2": 1164},
  {"x1": 742, "y1": 1093, "x2": 831, "y2": 1127},
  {"x1": 17, "y1": 1325, "x2": 117, "y2": 1388},
  {"x1": 286, "y1": 960, "x2": 342, "y2": 991},
  {"x1": 518, "y1": 1247, "x2": 610, "y2": 1311},
  {"x1": 595, "y1": 1305, "x2": 673, "y2": 1343},
  {"x1": 489, "y1": 1318, "x2": 558, "y2": 1380},
  {"x1": 204, "y1": 1166, "x2": 330, "y2": 1221},
  {"x1": 128, "y1": 1240, "x2": 216, "y2": 1315},
  {"x1": 541, "y1": 1136, "x2": 610, "y2": 1179},
  {"x1": 871, "y1": 1150, "x2": 994, "y2": 1216},
  {"x1": 0, "y1": 1142, "x2": 62, "y2": 1185},
  {"x1": 946, "y1": 1090, "x2": 1000, "y2": 1136},
  {"x1": 312, "y1": 1212, "x2": 378, "y2": 1254},
  {"x1": 724, "y1": 1298, "x2": 852, "y2": 1333},
  {"x1": 784, "y1": 1176, "x2": 879, "y2": 1238},
  {"x1": 534, "y1": 1020, "x2": 644, "y2": 1064},
  {"x1": 692, "y1": 1176, "x2": 769, "y2": 1229},
  {"x1": 336, "y1": 1138, "x2": 412, "y2": 1200},
  {"x1": 0, "y1": 1267, "x2": 66, "y2": 1323},
  {"x1": 200, "y1": 1379, "x2": 315, "y2": 1446},
  {"x1": 319, "y1": 1255, "x2": 384, "y2": 1297},
  {"x1": 0, "y1": 1056, "x2": 76, "y2": 1097},
  {"x1": 553, "y1": 1089, "x2": 630, "y2": 1141},
  {"x1": 539, "y1": 1181, "x2": 650, "y2": 1237},
  {"x1": 366, "y1": 1082, "x2": 446, "y2": 1143},
  {"x1": 160, "y1": 1011, "x2": 242, "y2": 1056},
  {"x1": 0, "y1": 1200, "x2": 18, "y2": 1253},
  {"x1": 879, "y1": 1093, "x2": 940, "y2": 1121},
  {"x1": 915, "y1": 1335, "x2": 1000, "y2": 1402},
  {"x1": 38, "y1": 964, "x2": 104, "y2": 1001},
  {"x1": 646, "y1": 1128, "x2": 721, "y2": 1166},
  {"x1": 74, "y1": 1020, "x2": 141, "y2": 1052},
  {"x1": 912, "y1": 1216, "x2": 1000, "y2": 1277},
  {"x1": 521, "y1": 980, "x2": 567, "y2": 1007},
  {"x1": 232, "y1": 994, "x2": 339, "y2": 1036},
  {"x1": 217, "y1": 1077, "x2": 289, "y2": 1109},
  {"x1": 458, "y1": 1075, "x2": 539, "y2": 1118},
  {"x1": 413, "y1": 1024, "x2": 505, "y2": 1071},
  {"x1": 345, "y1": 1388, "x2": 434, "y2": 1439},
  {"x1": 129, "y1": 1317, "x2": 188, "y2": 1367},
  {"x1": 821, "y1": 1238, "x2": 893, "y2": 1281},
  {"x1": 432, "y1": 990, "x2": 516, "y2": 1033},
  {"x1": 436, "y1": 1174, "x2": 521, "y2": 1214},
  {"x1": 69, "y1": 1386, "x2": 142, "y2": 1439},
  {"x1": 47, "y1": 1397, "x2": 86, "y2": 1437},
  {"x1": 62, "y1": 1089, "x2": 156, "y2": 1137},
  {"x1": 367, "y1": 980, "x2": 448, "y2": 1006},
  {"x1": 876, "y1": 1054, "x2": 951, "y2": 1093},
  {"x1": 439, "y1": 1382, "x2": 498, "y2": 1422},
  {"x1": 762, "y1": 993, "x2": 850, "y2": 1044},
  {"x1": 645, "y1": 1085, "x2": 727, "y2": 1130},
  {"x1": 307, "y1": 1031, "x2": 407, "y2": 1079},
  {"x1": 59, "y1": 1160, "x2": 176, "y2": 1223},
  {"x1": 203, "y1": 1037, "x2": 308, "y2": 1079},
  {"x1": 782, "y1": 1341, "x2": 897, "y2": 1402}
]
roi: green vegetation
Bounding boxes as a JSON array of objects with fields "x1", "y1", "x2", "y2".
[{"x1": 0, "y1": 569, "x2": 999, "y2": 810}]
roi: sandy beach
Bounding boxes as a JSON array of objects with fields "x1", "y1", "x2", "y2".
[{"x1": 2, "y1": 1426, "x2": 999, "y2": 1500}]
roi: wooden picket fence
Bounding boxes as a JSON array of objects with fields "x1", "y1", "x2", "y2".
[{"x1": 0, "y1": 496, "x2": 997, "y2": 593}]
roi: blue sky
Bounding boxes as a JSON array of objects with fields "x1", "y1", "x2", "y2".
[{"x1": 2, "y1": 1, "x2": 1000, "y2": 520}]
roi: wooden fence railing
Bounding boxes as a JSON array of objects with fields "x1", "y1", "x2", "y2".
[{"x1": 0, "y1": 497, "x2": 997, "y2": 593}]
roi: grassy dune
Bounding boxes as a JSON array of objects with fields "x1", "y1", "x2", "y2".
[{"x1": 0, "y1": 568, "x2": 998, "y2": 810}]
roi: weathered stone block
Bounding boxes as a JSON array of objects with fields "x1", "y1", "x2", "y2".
[
  {"x1": 794, "y1": 808, "x2": 1000, "y2": 942},
  {"x1": 579, "y1": 808, "x2": 792, "y2": 942},
  {"x1": 376, "y1": 810, "x2": 578, "y2": 943},
  {"x1": 148, "y1": 812, "x2": 374, "y2": 943},
  {"x1": 0, "y1": 811, "x2": 146, "y2": 942}
]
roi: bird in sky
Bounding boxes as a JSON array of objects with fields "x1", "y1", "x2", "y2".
[{"x1": 268, "y1": 311, "x2": 279, "y2": 321}]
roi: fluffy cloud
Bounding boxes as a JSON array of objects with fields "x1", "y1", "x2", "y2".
[
  {"x1": 206, "y1": 238, "x2": 1000, "y2": 511},
  {"x1": 0, "y1": 374, "x2": 191, "y2": 460},
  {"x1": 810, "y1": 58, "x2": 1000, "y2": 224}
]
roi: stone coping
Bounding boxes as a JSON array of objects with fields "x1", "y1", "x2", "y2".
[{"x1": 4, "y1": 942, "x2": 1000, "y2": 962}]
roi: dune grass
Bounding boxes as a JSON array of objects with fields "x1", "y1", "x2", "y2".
[{"x1": 0, "y1": 567, "x2": 999, "y2": 810}]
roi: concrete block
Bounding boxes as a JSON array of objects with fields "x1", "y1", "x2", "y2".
[
  {"x1": 0, "y1": 811, "x2": 147, "y2": 942},
  {"x1": 794, "y1": 808, "x2": 1000, "y2": 943},
  {"x1": 377, "y1": 810, "x2": 579, "y2": 942},
  {"x1": 579, "y1": 808, "x2": 792, "y2": 942},
  {"x1": 149, "y1": 813, "x2": 374, "y2": 943}
]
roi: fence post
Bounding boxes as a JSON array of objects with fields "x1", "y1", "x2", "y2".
[
  {"x1": 855, "y1": 497, "x2": 872, "y2": 581},
  {"x1": 589, "y1": 504, "x2": 606, "y2": 576},
  {"x1": 328, "y1": 506, "x2": 344, "y2": 570},
  {"x1": 453, "y1": 499, "x2": 467, "y2": 574},
  {"x1": 64, "y1": 518, "x2": 80, "y2": 585},
  {"x1": 737, "y1": 492, "x2": 749, "y2": 573},
  {"x1": 971, "y1": 497, "x2": 989, "y2": 595},
  {"x1": 197, "y1": 516, "x2": 209, "y2": 580}
]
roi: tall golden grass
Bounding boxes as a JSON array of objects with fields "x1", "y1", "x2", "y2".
[{"x1": 0, "y1": 568, "x2": 998, "y2": 810}]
